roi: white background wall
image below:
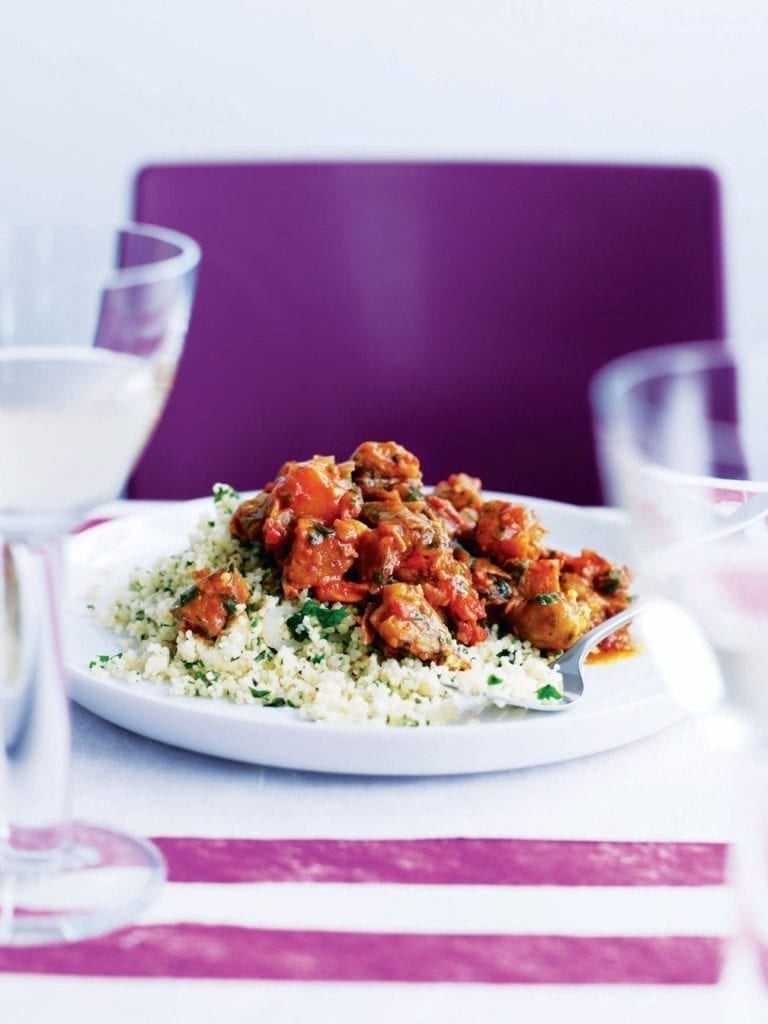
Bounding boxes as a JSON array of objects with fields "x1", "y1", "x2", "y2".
[{"x1": 2, "y1": 0, "x2": 766, "y2": 334}]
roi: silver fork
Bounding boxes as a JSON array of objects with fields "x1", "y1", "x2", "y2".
[
  {"x1": 544, "y1": 601, "x2": 645, "y2": 710},
  {"x1": 447, "y1": 601, "x2": 646, "y2": 713}
]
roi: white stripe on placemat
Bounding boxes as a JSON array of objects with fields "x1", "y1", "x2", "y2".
[
  {"x1": 136, "y1": 881, "x2": 734, "y2": 937},
  {"x1": 0, "y1": 974, "x2": 739, "y2": 1022}
]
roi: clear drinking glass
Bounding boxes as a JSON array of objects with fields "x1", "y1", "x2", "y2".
[
  {"x1": 0, "y1": 224, "x2": 200, "y2": 944},
  {"x1": 591, "y1": 340, "x2": 768, "y2": 990}
]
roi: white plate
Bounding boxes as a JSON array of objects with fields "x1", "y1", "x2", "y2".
[{"x1": 65, "y1": 494, "x2": 686, "y2": 776}]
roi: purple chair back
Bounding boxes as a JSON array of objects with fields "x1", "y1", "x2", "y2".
[{"x1": 130, "y1": 162, "x2": 724, "y2": 505}]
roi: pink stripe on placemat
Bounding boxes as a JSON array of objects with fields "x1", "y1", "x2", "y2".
[
  {"x1": 0, "y1": 927, "x2": 723, "y2": 984},
  {"x1": 152, "y1": 837, "x2": 727, "y2": 887}
]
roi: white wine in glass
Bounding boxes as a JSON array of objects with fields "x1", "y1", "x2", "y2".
[{"x1": 0, "y1": 224, "x2": 200, "y2": 945}]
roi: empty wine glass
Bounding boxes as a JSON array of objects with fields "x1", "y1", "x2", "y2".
[
  {"x1": 591, "y1": 339, "x2": 768, "y2": 995},
  {"x1": 592, "y1": 341, "x2": 768, "y2": 709},
  {"x1": 0, "y1": 224, "x2": 200, "y2": 944}
]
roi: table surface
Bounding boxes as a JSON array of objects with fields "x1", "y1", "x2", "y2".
[{"x1": 1, "y1": 503, "x2": 763, "y2": 1023}]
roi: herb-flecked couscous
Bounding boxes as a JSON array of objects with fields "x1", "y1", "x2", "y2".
[{"x1": 88, "y1": 483, "x2": 565, "y2": 726}]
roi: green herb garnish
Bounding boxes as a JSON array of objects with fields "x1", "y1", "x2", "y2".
[
  {"x1": 534, "y1": 592, "x2": 560, "y2": 605},
  {"x1": 249, "y1": 687, "x2": 297, "y2": 707},
  {"x1": 487, "y1": 673, "x2": 504, "y2": 686},
  {"x1": 213, "y1": 483, "x2": 238, "y2": 504},
  {"x1": 182, "y1": 660, "x2": 218, "y2": 683},
  {"x1": 261, "y1": 696, "x2": 299, "y2": 708},
  {"x1": 596, "y1": 571, "x2": 623, "y2": 595},
  {"x1": 308, "y1": 523, "x2": 335, "y2": 545},
  {"x1": 174, "y1": 584, "x2": 200, "y2": 609},
  {"x1": 536, "y1": 684, "x2": 563, "y2": 701},
  {"x1": 88, "y1": 653, "x2": 116, "y2": 669},
  {"x1": 286, "y1": 599, "x2": 350, "y2": 639}
]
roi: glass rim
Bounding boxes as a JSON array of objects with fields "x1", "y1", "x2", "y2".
[
  {"x1": 591, "y1": 339, "x2": 768, "y2": 493},
  {"x1": 614, "y1": 449, "x2": 768, "y2": 495},
  {"x1": 0, "y1": 221, "x2": 201, "y2": 289},
  {"x1": 591, "y1": 340, "x2": 734, "y2": 411}
]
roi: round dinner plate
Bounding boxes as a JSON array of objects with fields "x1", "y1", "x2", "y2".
[{"x1": 65, "y1": 493, "x2": 687, "y2": 776}]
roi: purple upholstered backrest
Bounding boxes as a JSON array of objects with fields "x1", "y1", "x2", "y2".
[{"x1": 130, "y1": 162, "x2": 724, "y2": 505}]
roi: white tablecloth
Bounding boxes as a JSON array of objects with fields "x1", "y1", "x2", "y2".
[{"x1": 1, "y1": 504, "x2": 763, "y2": 1023}]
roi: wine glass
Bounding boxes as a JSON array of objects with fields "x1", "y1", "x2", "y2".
[
  {"x1": 0, "y1": 224, "x2": 200, "y2": 944},
  {"x1": 591, "y1": 339, "x2": 768, "y2": 992}
]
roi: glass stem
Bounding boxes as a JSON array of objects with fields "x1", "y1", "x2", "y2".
[{"x1": 1, "y1": 537, "x2": 72, "y2": 860}]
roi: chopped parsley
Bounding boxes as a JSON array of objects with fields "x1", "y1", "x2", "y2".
[
  {"x1": 536, "y1": 683, "x2": 563, "y2": 702},
  {"x1": 534, "y1": 592, "x2": 560, "y2": 605},
  {"x1": 497, "y1": 646, "x2": 518, "y2": 663},
  {"x1": 486, "y1": 673, "x2": 504, "y2": 686},
  {"x1": 597, "y1": 570, "x2": 623, "y2": 595},
  {"x1": 213, "y1": 483, "x2": 239, "y2": 504},
  {"x1": 174, "y1": 584, "x2": 200, "y2": 609},
  {"x1": 287, "y1": 599, "x2": 350, "y2": 639},
  {"x1": 182, "y1": 660, "x2": 218, "y2": 683},
  {"x1": 309, "y1": 523, "x2": 335, "y2": 545},
  {"x1": 88, "y1": 653, "x2": 121, "y2": 669},
  {"x1": 260, "y1": 696, "x2": 299, "y2": 708}
]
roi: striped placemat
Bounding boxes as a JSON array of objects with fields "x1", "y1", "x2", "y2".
[{"x1": 0, "y1": 837, "x2": 731, "y2": 983}]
